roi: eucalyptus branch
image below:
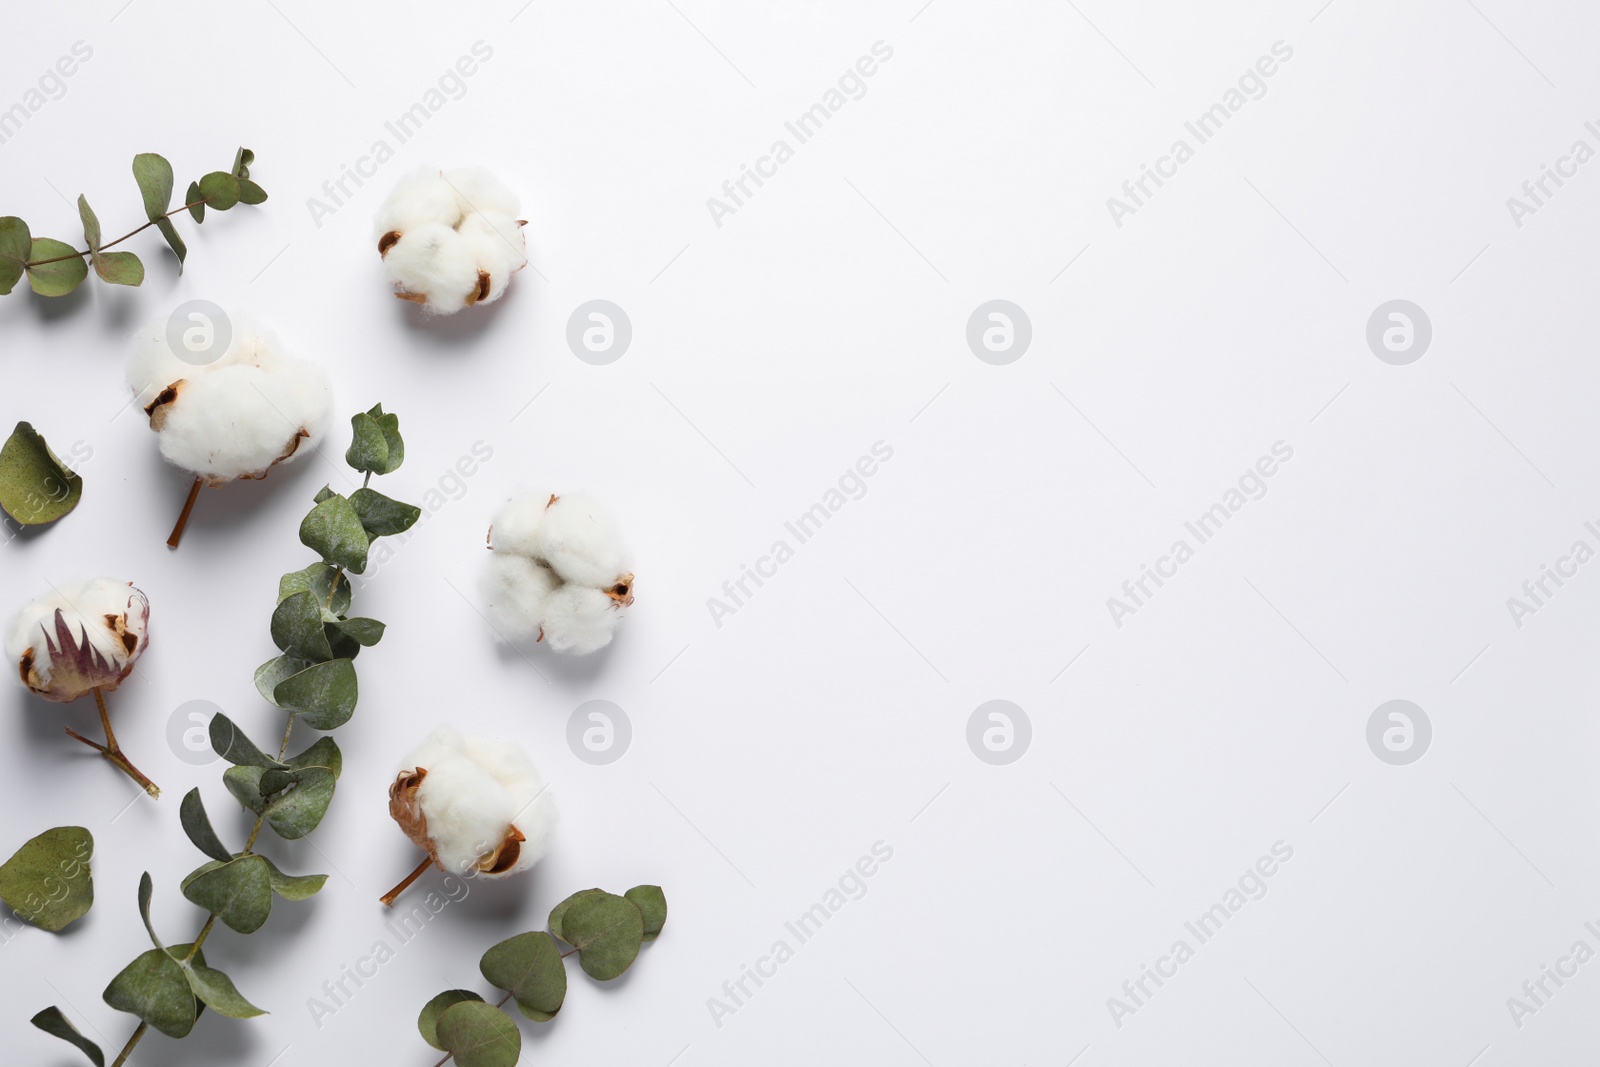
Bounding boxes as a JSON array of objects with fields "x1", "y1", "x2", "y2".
[
  {"x1": 418, "y1": 887, "x2": 667, "y2": 1066},
  {"x1": 32, "y1": 406, "x2": 422, "y2": 1067},
  {"x1": 0, "y1": 146, "x2": 266, "y2": 299}
]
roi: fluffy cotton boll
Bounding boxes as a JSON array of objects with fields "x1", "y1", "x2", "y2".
[
  {"x1": 535, "y1": 492, "x2": 631, "y2": 588},
  {"x1": 151, "y1": 362, "x2": 330, "y2": 484},
  {"x1": 458, "y1": 214, "x2": 525, "y2": 305},
  {"x1": 374, "y1": 167, "x2": 465, "y2": 235},
  {"x1": 540, "y1": 584, "x2": 622, "y2": 655},
  {"x1": 444, "y1": 167, "x2": 521, "y2": 221},
  {"x1": 481, "y1": 553, "x2": 558, "y2": 641},
  {"x1": 380, "y1": 222, "x2": 482, "y2": 313},
  {"x1": 130, "y1": 316, "x2": 333, "y2": 485},
  {"x1": 487, "y1": 489, "x2": 554, "y2": 558},
  {"x1": 6, "y1": 579, "x2": 149, "y2": 702},
  {"x1": 375, "y1": 166, "x2": 526, "y2": 314},
  {"x1": 389, "y1": 726, "x2": 557, "y2": 879}
]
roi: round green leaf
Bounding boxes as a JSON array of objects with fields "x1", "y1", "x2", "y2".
[
  {"x1": 263, "y1": 767, "x2": 336, "y2": 840},
  {"x1": 271, "y1": 590, "x2": 334, "y2": 661},
  {"x1": 25, "y1": 238, "x2": 88, "y2": 296},
  {"x1": 0, "y1": 421, "x2": 82, "y2": 526},
  {"x1": 299, "y1": 494, "x2": 370, "y2": 573},
  {"x1": 436, "y1": 1001, "x2": 521, "y2": 1067},
  {"x1": 345, "y1": 412, "x2": 389, "y2": 473},
  {"x1": 562, "y1": 892, "x2": 645, "y2": 981},
  {"x1": 625, "y1": 885, "x2": 668, "y2": 942},
  {"x1": 418, "y1": 989, "x2": 484, "y2": 1050},
  {"x1": 197, "y1": 171, "x2": 240, "y2": 210},
  {"x1": 178, "y1": 789, "x2": 232, "y2": 864},
  {"x1": 180, "y1": 855, "x2": 273, "y2": 934},
  {"x1": 350, "y1": 487, "x2": 420, "y2": 537},
  {"x1": 0, "y1": 826, "x2": 93, "y2": 932},
  {"x1": 238, "y1": 178, "x2": 268, "y2": 204},
  {"x1": 278, "y1": 562, "x2": 351, "y2": 616},
  {"x1": 76, "y1": 196, "x2": 101, "y2": 250},
  {"x1": 548, "y1": 888, "x2": 604, "y2": 943},
  {"x1": 93, "y1": 250, "x2": 144, "y2": 286},
  {"x1": 255, "y1": 653, "x2": 312, "y2": 706},
  {"x1": 273, "y1": 658, "x2": 358, "y2": 730},
  {"x1": 0, "y1": 216, "x2": 30, "y2": 294},
  {"x1": 103, "y1": 947, "x2": 197, "y2": 1038},
  {"x1": 480, "y1": 931, "x2": 567, "y2": 1021},
  {"x1": 185, "y1": 181, "x2": 204, "y2": 223}
]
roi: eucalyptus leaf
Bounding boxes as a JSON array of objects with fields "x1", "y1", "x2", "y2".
[
  {"x1": 153, "y1": 217, "x2": 187, "y2": 270},
  {"x1": 137, "y1": 871, "x2": 162, "y2": 949},
  {"x1": 0, "y1": 421, "x2": 83, "y2": 526},
  {"x1": 436, "y1": 1000, "x2": 522, "y2": 1067},
  {"x1": 178, "y1": 789, "x2": 231, "y2": 864},
  {"x1": 419, "y1": 989, "x2": 484, "y2": 1050},
  {"x1": 102, "y1": 947, "x2": 198, "y2": 1039},
  {"x1": 345, "y1": 411, "x2": 389, "y2": 473},
  {"x1": 186, "y1": 181, "x2": 204, "y2": 222},
  {"x1": 479, "y1": 930, "x2": 567, "y2": 1021},
  {"x1": 278, "y1": 562, "x2": 351, "y2": 616},
  {"x1": 179, "y1": 959, "x2": 266, "y2": 1019},
  {"x1": 262, "y1": 767, "x2": 336, "y2": 840},
  {"x1": 231, "y1": 147, "x2": 254, "y2": 179},
  {"x1": 24, "y1": 238, "x2": 87, "y2": 296},
  {"x1": 287, "y1": 735, "x2": 344, "y2": 776},
  {"x1": 222, "y1": 765, "x2": 268, "y2": 815},
  {"x1": 561, "y1": 891, "x2": 644, "y2": 981},
  {"x1": 76, "y1": 196, "x2": 101, "y2": 250},
  {"x1": 180, "y1": 855, "x2": 272, "y2": 934},
  {"x1": 254, "y1": 653, "x2": 312, "y2": 706},
  {"x1": 350, "y1": 487, "x2": 420, "y2": 537},
  {"x1": 299, "y1": 494, "x2": 369, "y2": 573},
  {"x1": 132, "y1": 153, "x2": 174, "y2": 220},
  {"x1": 237, "y1": 179, "x2": 268, "y2": 205},
  {"x1": 0, "y1": 216, "x2": 30, "y2": 294},
  {"x1": 29, "y1": 1006, "x2": 104, "y2": 1067},
  {"x1": 0, "y1": 826, "x2": 93, "y2": 932},
  {"x1": 367, "y1": 403, "x2": 405, "y2": 471},
  {"x1": 625, "y1": 885, "x2": 668, "y2": 942},
  {"x1": 92, "y1": 251, "x2": 144, "y2": 286},
  {"x1": 197, "y1": 171, "x2": 240, "y2": 211},
  {"x1": 271, "y1": 590, "x2": 334, "y2": 661},
  {"x1": 273, "y1": 658, "x2": 357, "y2": 730},
  {"x1": 547, "y1": 888, "x2": 604, "y2": 944},
  {"x1": 334, "y1": 617, "x2": 385, "y2": 647},
  {"x1": 261, "y1": 855, "x2": 326, "y2": 900},
  {"x1": 209, "y1": 713, "x2": 286, "y2": 770}
]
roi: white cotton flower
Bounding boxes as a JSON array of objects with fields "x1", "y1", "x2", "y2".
[
  {"x1": 127, "y1": 315, "x2": 333, "y2": 486},
  {"x1": 375, "y1": 166, "x2": 526, "y2": 314},
  {"x1": 6, "y1": 579, "x2": 149, "y2": 702},
  {"x1": 388, "y1": 725, "x2": 557, "y2": 880},
  {"x1": 481, "y1": 490, "x2": 635, "y2": 655}
]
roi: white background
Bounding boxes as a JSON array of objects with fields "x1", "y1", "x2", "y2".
[{"x1": 2, "y1": 1, "x2": 1599, "y2": 1064}]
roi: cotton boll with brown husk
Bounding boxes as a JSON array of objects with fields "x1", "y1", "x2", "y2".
[
  {"x1": 481, "y1": 490, "x2": 635, "y2": 656},
  {"x1": 375, "y1": 166, "x2": 526, "y2": 314},
  {"x1": 127, "y1": 314, "x2": 333, "y2": 547},
  {"x1": 5, "y1": 579, "x2": 160, "y2": 796},
  {"x1": 382, "y1": 725, "x2": 558, "y2": 906}
]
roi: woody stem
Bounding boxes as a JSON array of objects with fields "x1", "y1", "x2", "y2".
[
  {"x1": 380, "y1": 855, "x2": 434, "y2": 907},
  {"x1": 78, "y1": 688, "x2": 160, "y2": 798},
  {"x1": 167, "y1": 476, "x2": 204, "y2": 548}
]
